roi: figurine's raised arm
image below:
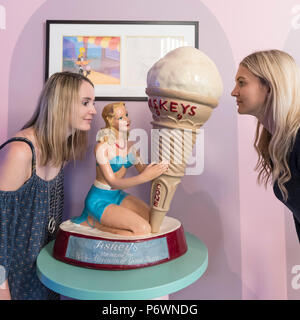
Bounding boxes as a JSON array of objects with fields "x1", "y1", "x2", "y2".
[{"x1": 95, "y1": 141, "x2": 167, "y2": 190}]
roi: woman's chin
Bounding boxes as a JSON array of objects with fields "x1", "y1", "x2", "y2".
[
  {"x1": 77, "y1": 124, "x2": 92, "y2": 132},
  {"x1": 237, "y1": 107, "x2": 247, "y2": 115}
]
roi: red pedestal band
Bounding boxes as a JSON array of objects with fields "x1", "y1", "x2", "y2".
[{"x1": 53, "y1": 218, "x2": 187, "y2": 270}]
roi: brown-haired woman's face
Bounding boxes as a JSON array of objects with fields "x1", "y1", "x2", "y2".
[
  {"x1": 231, "y1": 65, "x2": 269, "y2": 117},
  {"x1": 71, "y1": 80, "x2": 96, "y2": 131}
]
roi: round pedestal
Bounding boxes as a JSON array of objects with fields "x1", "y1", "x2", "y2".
[
  {"x1": 37, "y1": 233, "x2": 207, "y2": 300},
  {"x1": 53, "y1": 217, "x2": 187, "y2": 270}
]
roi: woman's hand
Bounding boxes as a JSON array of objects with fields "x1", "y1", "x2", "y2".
[{"x1": 140, "y1": 162, "x2": 169, "y2": 182}]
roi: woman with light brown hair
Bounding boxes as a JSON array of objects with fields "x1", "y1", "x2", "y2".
[
  {"x1": 231, "y1": 49, "x2": 300, "y2": 242},
  {"x1": 0, "y1": 71, "x2": 97, "y2": 300},
  {"x1": 72, "y1": 101, "x2": 168, "y2": 236}
]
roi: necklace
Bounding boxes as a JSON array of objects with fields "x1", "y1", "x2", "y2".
[
  {"x1": 48, "y1": 216, "x2": 56, "y2": 234},
  {"x1": 115, "y1": 141, "x2": 126, "y2": 150},
  {"x1": 47, "y1": 175, "x2": 58, "y2": 234}
]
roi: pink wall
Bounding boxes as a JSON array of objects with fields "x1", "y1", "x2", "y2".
[
  {"x1": 202, "y1": 0, "x2": 300, "y2": 300},
  {"x1": 1, "y1": 0, "x2": 299, "y2": 300}
]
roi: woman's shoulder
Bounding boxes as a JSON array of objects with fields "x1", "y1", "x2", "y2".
[
  {"x1": 13, "y1": 127, "x2": 35, "y2": 140},
  {"x1": 1, "y1": 132, "x2": 34, "y2": 161},
  {"x1": 0, "y1": 133, "x2": 33, "y2": 191}
]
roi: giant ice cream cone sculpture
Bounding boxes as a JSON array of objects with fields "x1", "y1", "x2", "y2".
[{"x1": 146, "y1": 47, "x2": 223, "y2": 232}]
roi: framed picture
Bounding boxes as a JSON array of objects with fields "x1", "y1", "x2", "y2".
[{"x1": 45, "y1": 20, "x2": 199, "y2": 101}]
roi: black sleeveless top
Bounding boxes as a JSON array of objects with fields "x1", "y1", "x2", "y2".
[
  {"x1": 273, "y1": 131, "x2": 300, "y2": 242},
  {"x1": 0, "y1": 137, "x2": 64, "y2": 299}
]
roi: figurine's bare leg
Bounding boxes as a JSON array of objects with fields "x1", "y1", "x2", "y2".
[
  {"x1": 81, "y1": 218, "x2": 134, "y2": 236},
  {"x1": 120, "y1": 195, "x2": 150, "y2": 221},
  {"x1": 81, "y1": 204, "x2": 151, "y2": 236},
  {"x1": 101, "y1": 204, "x2": 151, "y2": 235}
]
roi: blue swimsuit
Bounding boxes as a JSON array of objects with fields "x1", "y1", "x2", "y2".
[
  {"x1": 72, "y1": 153, "x2": 135, "y2": 225},
  {"x1": 108, "y1": 153, "x2": 135, "y2": 172}
]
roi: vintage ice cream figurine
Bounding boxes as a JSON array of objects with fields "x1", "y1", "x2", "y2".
[
  {"x1": 71, "y1": 102, "x2": 168, "y2": 236},
  {"x1": 53, "y1": 102, "x2": 189, "y2": 270},
  {"x1": 52, "y1": 47, "x2": 222, "y2": 270},
  {"x1": 146, "y1": 46, "x2": 223, "y2": 232}
]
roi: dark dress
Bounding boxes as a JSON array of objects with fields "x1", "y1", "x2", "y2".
[
  {"x1": 0, "y1": 137, "x2": 64, "y2": 299},
  {"x1": 273, "y1": 131, "x2": 300, "y2": 242}
]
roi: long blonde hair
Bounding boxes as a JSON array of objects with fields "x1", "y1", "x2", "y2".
[
  {"x1": 23, "y1": 71, "x2": 94, "y2": 166},
  {"x1": 241, "y1": 50, "x2": 300, "y2": 200}
]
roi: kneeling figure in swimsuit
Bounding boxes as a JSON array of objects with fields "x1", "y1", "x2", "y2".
[{"x1": 72, "y1": 102, "x2": 168, "y2": 236}]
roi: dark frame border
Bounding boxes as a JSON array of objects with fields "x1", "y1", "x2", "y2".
[{"x1": 45, "y1": 20, "x2": 199, "y2": 101}]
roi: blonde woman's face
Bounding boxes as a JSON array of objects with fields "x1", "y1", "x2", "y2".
[
  {"x1": 111, "y1": 105, "x2": 130, "y2": 133},
  {"x1": 231, "y1": 65, "x2": 269, "y2": 117},
  {"x1": 71, "y1": 80, "x2": 96, "y2": 131}
]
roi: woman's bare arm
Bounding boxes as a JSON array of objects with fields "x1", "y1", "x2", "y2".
[
  {"x1": 0, "y1": 141, "x2": 32, "y2": 300},
  {"x1": 0, "y1": 142, "x2": 32, "y2": 191}
]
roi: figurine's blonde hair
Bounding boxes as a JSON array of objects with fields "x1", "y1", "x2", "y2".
[
  {"x1": 241, "y1": 50, "x2": 300, "y2": 200},
  {"x1": 102, "y1": 102, "x2": 126, "y2": 128},
  {"x1": 23, "y1": 71, "x2": 94, "y2": 166},
  {"x1": 99, "y1": 102, "x2": 128, "y2": 143}
]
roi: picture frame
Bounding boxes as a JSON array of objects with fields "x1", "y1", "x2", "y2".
[{"x1": 45, "y1": 20, "x2": 199, "y2": 101}]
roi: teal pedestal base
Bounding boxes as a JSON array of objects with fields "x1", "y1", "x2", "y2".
[{"x1": 36, "y1": 232, "x2": 208, "y2": 300}]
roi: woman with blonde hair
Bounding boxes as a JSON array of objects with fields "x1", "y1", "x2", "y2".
[
  {"x1": 0, "y1": 71, "x2": 97, "y2": 299},
  {"x1": 72, "y1": 102, "x2": 168, "y2": 236},
  {"x1": 231, "y1": 49, "x2": 300, "y2": 242}
]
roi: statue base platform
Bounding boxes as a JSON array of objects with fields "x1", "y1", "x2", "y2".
[{"x1": 53, "y1": 216, "x2": 187, "y2": 270}]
